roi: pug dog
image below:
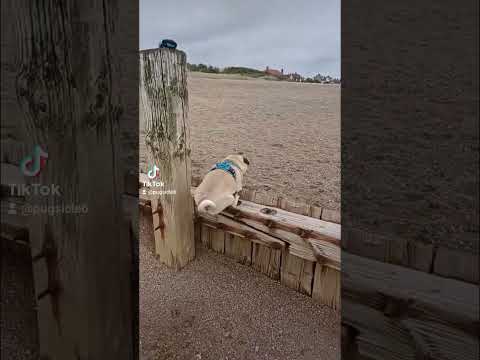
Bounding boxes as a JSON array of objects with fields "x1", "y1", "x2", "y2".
[{"x1": 194, "y1": 154, "x2": 249, "y2": 215}]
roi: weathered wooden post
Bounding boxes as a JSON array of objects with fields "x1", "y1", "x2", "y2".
[
  {"x1": 139, "y1": 48, "x2": 195, "y2": 269},
  {"x1": 8, "y1": 1, "x2": 136, "y2": 358}
]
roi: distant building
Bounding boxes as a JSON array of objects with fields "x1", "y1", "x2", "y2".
[
  {"x1": 314, "y1": 73, "x2": 340, "y2": 84},
  {"x1": 265, "y1": 66, "x2": 284, "y2": 78},
  {"x1": 286, "y1": 72, "x2": 303, "y2": 82}
]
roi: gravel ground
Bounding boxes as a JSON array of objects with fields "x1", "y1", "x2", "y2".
[{"x1": 139, "y1": 215, "x2": 340, "y2": 360}]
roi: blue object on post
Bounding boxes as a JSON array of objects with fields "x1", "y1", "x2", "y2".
[{"x1": 159, "y1": 39, "x2": 177, "y2": 49}]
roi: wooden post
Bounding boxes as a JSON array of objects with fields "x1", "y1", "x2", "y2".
[
  {"x1": 9, "y1": 1, "x2": 135, "y2": 358},
  {"x1": 140, "y1": 48, "x2": 195, "y2": 269}
]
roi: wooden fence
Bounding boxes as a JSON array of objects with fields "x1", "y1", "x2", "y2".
[{"x1": 138, "y1": 175, "x2": 342, "y2": 310}]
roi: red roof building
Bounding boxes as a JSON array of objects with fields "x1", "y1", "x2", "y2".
[{"x1": 265, "y1": 66, "x2": 284, "y2": 77}]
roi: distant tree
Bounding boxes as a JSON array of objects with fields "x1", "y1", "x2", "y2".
[
  {"x1": 187, "y1": 63, "x2": 219, "y2": 73},
  {"x1": 223, "y1": 66, "x2": 265, "y2": 77}
]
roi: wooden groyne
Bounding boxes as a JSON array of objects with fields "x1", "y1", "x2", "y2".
[{"x1": 136, "y1": 174, "x2": 342, "y2": 310}]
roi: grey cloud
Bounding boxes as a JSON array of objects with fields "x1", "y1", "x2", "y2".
[{"x1": 141, "y1": 0, "x2": 340, "y2": 77}]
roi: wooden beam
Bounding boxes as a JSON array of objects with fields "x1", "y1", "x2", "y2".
[
  {"x1": 197, "y1": 212, "x2": 285, "y2": 250},
  {"x1": 221, "y1": 200, "x2": 340, "y2": 269},
  {"x1": 139, "y1": 48, "x2": 194, "y2": 270},
  {"x1": 140, "y1": 183, "x2": 341, "y2": 269},
  {"x1": 343, "y1": 299, "x2": 479, "y2": 360},
  {"x1": 342, "y1": 251, "x2": 479, "y2": 333},
  {"x1": 222, "y1": 201, "x2": 340, "y2": 245}
]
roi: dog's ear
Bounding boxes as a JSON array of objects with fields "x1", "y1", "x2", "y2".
[{"x1": 242, "y1": 156, "x2": 250, "y2": 165}]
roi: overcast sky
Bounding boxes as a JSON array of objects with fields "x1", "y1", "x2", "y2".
[{"x1": 140, "y1": 0, "x2": 340, "y2": 78}]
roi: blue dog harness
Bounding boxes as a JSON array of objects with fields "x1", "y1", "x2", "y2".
[{"x1": 210, "y1": 160, "x2": 236, "y2": 180}]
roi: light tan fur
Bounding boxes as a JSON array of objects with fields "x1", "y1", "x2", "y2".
[{"x1": 194, "y1": 154, "x2": 249, "y2": 215}]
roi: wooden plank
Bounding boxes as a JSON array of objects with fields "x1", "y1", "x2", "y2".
[
  {"x1": 221, "y1": 200, "x2": 340, "y2": 269},
  {"x1": 342, "y1": 251, "x2": 479, "y2": 331},
  {"x1": 239, "y1": 188, "x2": 256, "y2": 201},
  {"x1": 343, "y1": 299, "x2": 479, "y2": 360},
  {"x1": 401, "y1": 317, "x2": 479, "y2": 360},
  {"x1": 252, "y1": 243, "x2": 281, "y2": 280},
  {"x1": 312, "y1": 265, "x2": 340, "y2": 310},
  {"x1": 224, "y1": 233, "x2": 252, "y2": 265},
  {"x1": 310, "y1": 205, "x2": 323, "y2": 219},
  {"x1": 321, "y1": 208, "x2": 341, "y2": 224},
  {"x1": 433, "y1": 247, "x2": 479, "y2": 284},
  {"x1": 201, "y1": 223, "x2": 213, "y2": 249},
  {"x1": 140, "y1": 48, "x2": 194, "y2": 270},
  {"x1": 223, "y1": 200, "x2": 340, "y2": 245},
  {"x1": 251, "y1": 191, "x2": 278, "y2": 207},
  {"x1": 211, "y1": 229, "x2": 225, "y2": 254},
  {"x1": 387, "y1": 237, "x2": 434, "y2": 272},
  {"x1": 280, "y1": 250, "x2": 315, "y2": 295},
  {"x1": 197, "y1": 212, "x2": 285, "y2": 250},
  {"x1": 281, "y1": 199, "x2": 311, "y2": 216},
  {"x1": 342, "y1": 228, "x2": 387, "y2": 261},
  {"x1": 342, "y1": 300, "x2": 420, "y2": 360},
  {"x1": 168, "y1": 185, "x2": 339, "y2": 265}
]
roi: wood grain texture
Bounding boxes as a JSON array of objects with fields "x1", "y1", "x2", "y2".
[
  {"x1": 433, "y1": 246, "x2": 479, "y2": 284},
  {"x1": 343, "y1": 299, "x2": 479, "y2": 360},
  {"x1": 221, "y1": 200, "x2": 340, "y2": 269},
  {"x1": 342, "y1": 228, "x2": 387, "y2": 262},
  {"x1": 140, "y1": 48, "x2": 194, "y2": 270},
  {"x1": 342, "y1": 249, "x2": 480, "y2": 360},
  {"x1": 201, "y1": 223, "x2": 213, "y2": 249},
  {"x1": 312, "y1": 265, "x2": 341, "y2": 310},
  {"x1": 198, "y1": 212, "x2": 285, "y2": 250},
  {"x1": 252, "y1": 243, "x2": 282, "y2": 280},
  {"x1": 224, "y1": 233, "x2": 252, "y2": 265},
  {"x1": 211, "y1": 229, "x2": 225, "y2": 254},
  {"x1": 280, "y1": 250, "x2": 315, "y2": 296},
  {"x1": 387, "y1": 237, "x2": 434, "y2": 273},
  {"x1": 321, "y1": 208, "x2": 341, "y2": 224},
  {"x1": 10, "y1": 1, "x2": 135, "y2": 358},
  {"x1": 343, "y1": 251, "x2": 479, "y2": 332}
]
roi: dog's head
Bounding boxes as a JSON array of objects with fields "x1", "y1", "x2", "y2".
[{"x1": 225, "y1": 154, "x2": 249, "y2": 174}]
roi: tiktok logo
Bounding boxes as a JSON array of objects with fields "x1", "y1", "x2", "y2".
[
  {"x1": 147, "y1": 165, "x2": 160, "y2": 179},
  {"x1": 20, "y1": 145, "x2": 48, "y2": 177}
]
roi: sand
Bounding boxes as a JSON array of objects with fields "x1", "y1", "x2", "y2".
[
  {"x1": 141, "y1": 72, "x2": 341, "y2": 211},
  {"x1": 139, "y1": 215, "x2": 341, "y2": 360},
  {"x1": 139, "y1": 74, "x2": 341, "y2": 359}
]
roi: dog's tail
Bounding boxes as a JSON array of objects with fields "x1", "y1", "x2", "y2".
[{"x1": 198, "y1": 199, "x2": 217, "y2": 214}]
